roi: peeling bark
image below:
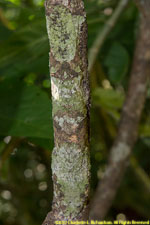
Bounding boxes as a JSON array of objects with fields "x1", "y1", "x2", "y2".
[
  {"x1": 43, "y1": 0, "x2": 90, "y2": 224},
  {"x1": 89, "y1": 0, "x2": 150, "y2": 220}
]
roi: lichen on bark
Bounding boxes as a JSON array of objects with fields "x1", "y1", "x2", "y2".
[
  {"x1": 43, "y1": 0, "x2": 90, "y2": 223},
  {"x1": 46, "y1": 5, "x2": 85, "y2": 62}
]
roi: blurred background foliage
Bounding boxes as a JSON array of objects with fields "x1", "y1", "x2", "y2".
[{"x1": 0, "y1": 0, "x2": 150, "y2": 224}]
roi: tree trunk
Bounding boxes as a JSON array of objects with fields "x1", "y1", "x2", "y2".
[{"x1": 43, "y1": 0, "x2": 90, "y2": 224}]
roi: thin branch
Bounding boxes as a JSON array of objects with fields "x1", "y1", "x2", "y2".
[
  {"x1": 0, "y1": 137, "x2": 24, "y2": 172},
  {"x1": 89, "y1": 1, "x2": 150, "y2": 220},
  {"x1": 88, "y1": 0, "x2": 129, "y2": 73}
]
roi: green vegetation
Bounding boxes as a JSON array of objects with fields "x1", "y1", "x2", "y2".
[{"x1": 0, "y1": 0, "x2": 150, "y2": 224}]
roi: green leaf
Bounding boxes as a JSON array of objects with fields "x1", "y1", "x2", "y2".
[
  {"x1": 92, "y1": 87, "x2": 124, "y2": 120},
  {"x1": 0, "y1": 16, "x2": 49, "y2": 79},
  {"x1": 92, "y1": 87, "x2": 124, "y2": 109},
  {"x1": 104, "y1": 42, "x2": 129, "y2": 84},
  {"x1": 28, "y1": 137, "x2": 53, "y2": 150},
  {"x1": 0, "y1": 77, "x2": 53, "y2": 139}
]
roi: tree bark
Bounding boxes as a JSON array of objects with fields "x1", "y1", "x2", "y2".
[
  {"x1": 89, "y1": 0, "x2": 150, "y2": 220},
  {"x1": 43, "y1": 0, "x2": 90, "y2": 224}
]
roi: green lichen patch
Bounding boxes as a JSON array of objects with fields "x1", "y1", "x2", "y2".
[
  {"x1": 50, "y1": 65, "x2": 60, "y2": 74},
  {"x1": 46, "y1": 5, "x2": 85, "y2": 62},
  {"x1": 51, "y1": 76, "x2": 87, "y2": 115},
  {"x1": 52, "y1": 143, "x2": 90, "y2": 218},
  {"x1": 54, "y1": 114, "x2": 84, "y2": 132}
]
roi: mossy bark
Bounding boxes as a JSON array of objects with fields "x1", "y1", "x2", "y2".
[{"x1": 43, "y1": 0, "x2": 90, "y2": 224}]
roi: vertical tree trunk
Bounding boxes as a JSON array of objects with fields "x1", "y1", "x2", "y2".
[{"x1": 43, "y1": 0, "x2": 90, "y2": 223}]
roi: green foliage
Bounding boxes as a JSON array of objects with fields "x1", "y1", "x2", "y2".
[
  {"x1": 0, "y1": 77, "x2": 53, "y2": 139},
  {"x1": 104, "y1": 42, "x2": 129, "y2": 84},
  {"x1": 92, "y1": 87, "x2": 124, "y2": 121},
  {"x1": 93, "y1": 87, "x2": 124, "y2": 110}
]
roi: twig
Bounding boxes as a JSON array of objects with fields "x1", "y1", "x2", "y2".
[
  {"x1": 0, "y1": 137, "x2": 24, "y2": 172},
  {"x1": 89, "y1": 1, "x2": 150, "y2": 220},
  {"x1": 88, "y1": 0, "x2": 129, "y2": 73}
]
